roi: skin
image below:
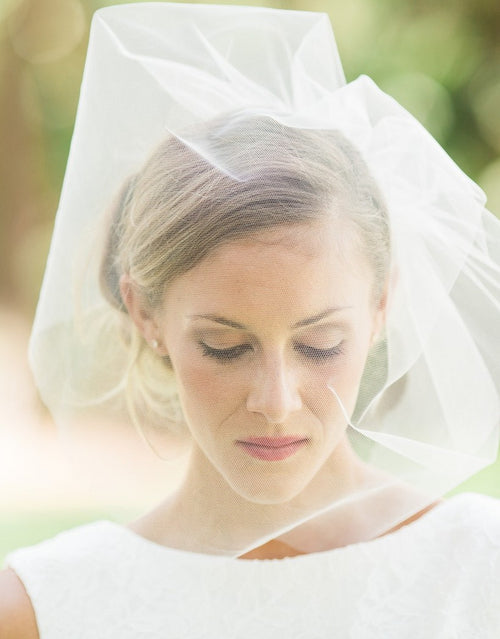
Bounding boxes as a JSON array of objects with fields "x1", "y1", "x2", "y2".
[
  {"x1": 122, "y1": 220, "x2": 390, "y2": 555},
  {"x1": 0, "y1": 220, "x2": 436, "y2": 631},
  {"x1": 0, "y1": 568, "x2": 39, "y2": 639}
]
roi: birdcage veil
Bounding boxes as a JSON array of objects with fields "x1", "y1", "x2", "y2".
[{"x1": 29, "y1": 2, "x2": 500, "y2": 556}]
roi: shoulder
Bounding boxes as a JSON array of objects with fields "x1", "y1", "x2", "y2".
[
  {"x1": 439, "y1": 493, "x2": 500, "y2": 625},
  {"x1": 0, "y1": 568, "x2": 39, "y2": 639},
  {"x1": 376, "y1": 492, "x2": 500, "y2": 583},
  {"x1": 7, "y1": 520, "x2": 120, "y2": 567},
  {"x1": 419, "y1": 492, "x2": 500, "y2": 587},
  {"x1": 2, "y1": 519, "x2": 182, "y2": 634},
  {"x1": 414, "y1": 492, "x2": 500, "y2": 549},
  {"x1": 2, "y1": 521, "x2": 123, "y2": 637},
  {"x1": 438, "y1": 491, "x2": 500, "y2": 533},
  {"x1": 448, "y1": 492, "x2": 500, "y2": 553},
  {"x1": 4, "y1": 520, "x2": 129, "y2": 591}
]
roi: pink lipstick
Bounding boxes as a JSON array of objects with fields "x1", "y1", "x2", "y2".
[{"x1": 236, "y1": 436, "x2": 308, "y2": 461}]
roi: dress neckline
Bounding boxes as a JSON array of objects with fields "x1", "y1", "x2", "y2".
[{"x1": 97, "y1": 493, "x2": 471, "y2": 563}]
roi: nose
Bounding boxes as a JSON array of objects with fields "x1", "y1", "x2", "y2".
[{"x1": 246, "y1": 354, "x2": 302, "y2": 423}]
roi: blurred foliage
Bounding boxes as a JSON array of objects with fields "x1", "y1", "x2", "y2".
[{"x1": 1, "y1": 0, "x2": 499, "y2": 314}]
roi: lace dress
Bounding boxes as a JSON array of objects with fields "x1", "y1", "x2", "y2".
[{"x1": 6, "y1": 493, "x2": 500, "y2": 638}]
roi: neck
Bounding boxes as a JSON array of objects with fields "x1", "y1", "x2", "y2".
[{"x1": 143, "y1": 437, "x2": 381, "y2": 556}]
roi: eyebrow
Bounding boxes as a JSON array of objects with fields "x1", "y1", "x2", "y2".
[
  {"x1": 292, "y1": 307, "x2": 351, "y2": 328},
  {"x1": 189, "y1": 307, "x2": 350, "y2": 330}
]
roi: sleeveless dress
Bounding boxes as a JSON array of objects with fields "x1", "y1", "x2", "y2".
[{"x1": 6, "y1": 493, "x2": 500, "y2": 639}]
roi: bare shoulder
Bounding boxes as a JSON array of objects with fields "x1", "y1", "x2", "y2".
[{"x1": 0, "y1": 568, "x2": 39, "y2": 639}]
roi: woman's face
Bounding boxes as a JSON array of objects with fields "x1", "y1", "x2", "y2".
[{"x1": 155, "y1": 221, "x2": 386, "y2": 504}]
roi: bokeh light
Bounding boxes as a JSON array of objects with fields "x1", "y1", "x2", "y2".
[
  {"x1": 7, "y1": 0, "x2": 86, "y2": 65},
  {"x1": 472, "y1": 74, "x2": 500, "y2": 154}
]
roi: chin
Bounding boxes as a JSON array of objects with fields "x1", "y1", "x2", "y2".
[{"x1": 226, "y1": 471, "x2": 314, "y2": 505}]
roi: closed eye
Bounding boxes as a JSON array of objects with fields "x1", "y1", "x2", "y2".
[
  {"x1": 294, "y1": 343, "x2": 344, "y2": 361},
  {"x1": 200, "y1": 342, "x2": 252, "y2": 362},
  {"x1": 199, "y1": 341, "x2": 344, "y2": 364}
]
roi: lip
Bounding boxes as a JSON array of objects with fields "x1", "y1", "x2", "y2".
[{"x1": 235, "y1": 436, "x2": 309, "y2": 461}]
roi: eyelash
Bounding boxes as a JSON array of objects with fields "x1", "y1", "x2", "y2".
[{"x1": 199, "y1": 342, "x2": 344, "y2": 363}]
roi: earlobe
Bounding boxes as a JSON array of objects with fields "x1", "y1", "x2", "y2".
[
  {"x1": 119, "y1": 274, "x2": 153, "y2": 335},
  {"x1": 371, "y1": 273, "x2": 392, "y2": 344},
  {"x1": 119, "y1": 274, "x2": 168, "y2": 356},
  {"x1": 374, "y1": 294, "x2": 388, "y2": 339}
]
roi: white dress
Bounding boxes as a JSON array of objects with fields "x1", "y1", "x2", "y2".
[{"x1": 6, "y1": 493, "x2": 500, "y2": 639}]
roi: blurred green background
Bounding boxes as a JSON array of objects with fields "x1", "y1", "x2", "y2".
[{"x1": 1, "y1": 0, "x2": 499, "y2": 563}]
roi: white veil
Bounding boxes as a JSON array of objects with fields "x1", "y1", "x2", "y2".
[{"x1": 29, "y1": 3, "x2": 500, "y2": 556}]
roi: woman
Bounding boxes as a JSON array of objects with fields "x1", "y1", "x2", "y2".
[{"x1": 1, "y1": 4, "x2": 500, "y2": 637}]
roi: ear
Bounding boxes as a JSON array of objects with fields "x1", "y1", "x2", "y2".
[
  {"x1": 371, "y1": 270, "x2": 396, "y2": 343},
  {"x1": 119, "y1": 274, "x2": 168, "y2": 356}
]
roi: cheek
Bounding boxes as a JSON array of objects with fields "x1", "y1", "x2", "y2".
[
  {"x1": 172, "y1": 355, "x2": 246, "y2": 422},
  {"x1": 302, "y1": 364, "x2": 355, "y2": 415},
  {"x1": 313, "y1": 343, "x2": 372, "y2": 415}
]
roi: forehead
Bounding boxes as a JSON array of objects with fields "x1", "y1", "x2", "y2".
[{"x1": 161, "y1": 222, "x2": 374, "y2": 326}]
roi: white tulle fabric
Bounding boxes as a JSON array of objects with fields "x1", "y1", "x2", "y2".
[
  {"x1": 28, "y1": 2, "x2": 500, "y2": 554},
  {"x1": 7, "y1": 493, "x2": 500, "y2": 639}
]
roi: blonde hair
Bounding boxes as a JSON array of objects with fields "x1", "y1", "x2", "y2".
[{"x1": 100, "y1": 113, "x2": 390, "y2": 433}]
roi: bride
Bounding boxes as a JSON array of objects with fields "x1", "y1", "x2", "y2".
[{"x1": 1, "y1": 4, "x2": 499, "y2": 637}]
